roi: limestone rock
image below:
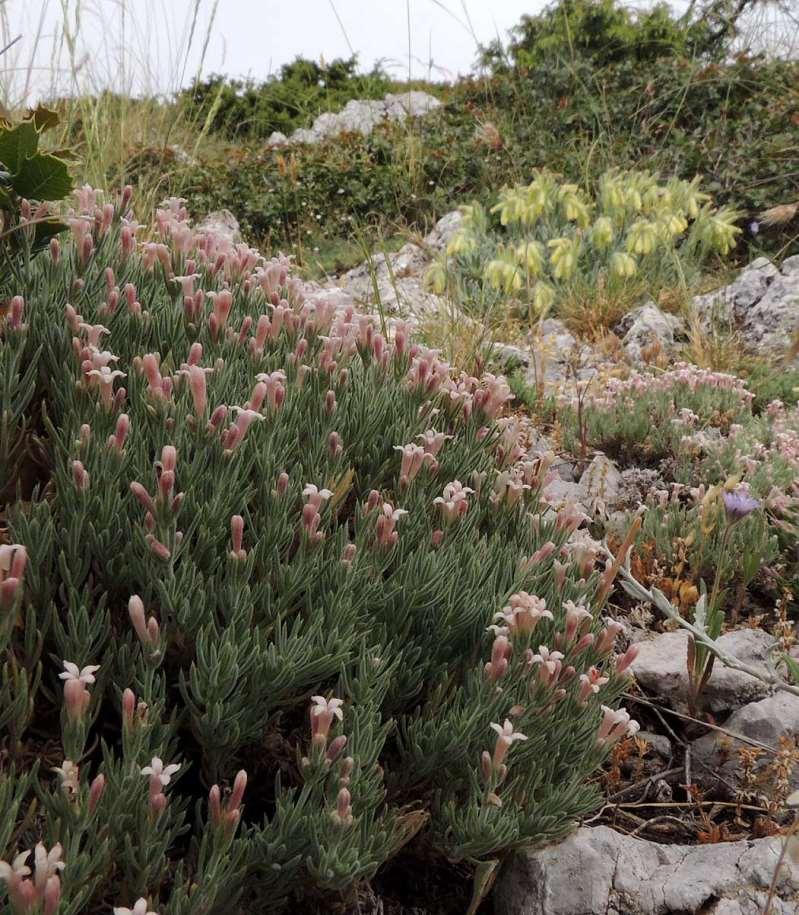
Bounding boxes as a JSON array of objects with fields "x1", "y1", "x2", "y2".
[
  {"x1": 494, "y1": 825, "x2": 798, "y2": 915},
  {"x1": 629, "y1": 628, "x2": 777, "y2": 714},
  {"x1": 578, "y1": 454, "x2": 621, "y2": 514},
  {"x1": 741, "y1": 269, "x2": 799, "y2": 354},
  {"x1": 691, "y1": 691, "x2": 799, "y2": 794},
  {"x1": 692, "y1": 258, "x2": 778, "y2": 328},
  {"x1": 271, "y1": 91, "x2": 441, "y2": 147},
  {"x1": 196, "y1": 209, "x2": 241, "y2": 244},
  {"x1": 618, "y1": 301, "x2": 685, "y2": 362}
]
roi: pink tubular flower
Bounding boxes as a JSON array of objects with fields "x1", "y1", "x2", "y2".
[
  {"x1": 433, "y1": 480, "x2": 474, "y2": 523},
  {"x1": 255, "y1": 370, "x2": 286, "y2": 411},
  {"x1": 187, "y1": 364, "x2": 208, "y2": 418},
  {"x1": 72, "y1": 460, "x2": 90, "y2": 491},
  {"x1": 107, "y1": 413, "x2": 130, "y2": 453},
  {"x1": 88, "y1": 773, "x2": 106, "y2": 814},
  {"x1": 484, "y1": 633, "x2": 511, "y2": 682},
  {"x1": 563, "y1": 600, "x2": 593, "y2": 643},
  {"x1": 375, "y1": 501, "x2": 407, "y2": 549},
  {"x1": 578, "y1": 667, "x2": 609, "y2": 704},
  {"x1": 310, "y1": 695, "x2": 344, "y2": 750},
  {"x1": 331, "y1": 787, "x2": 353, "y2": 826},
  {"x1": 530, "y1": 645, "x2": 565, "y2": 687},
  {"x1": 59, "y1": 661, "x2": 99, "y2": 722},
  {"x1": 141, "y1": 757, "x2": 180, "y2": 815},
  {"x1": 86, "y1": 364, "x2": 126, "y2": 409},
  {"x1": 615, "y1": 643, "x2": 640, "y2": 675},
  {"x1": 0, "y1": 544, "x2": 26, "y2": 611},
  {"x1": 394, "y1": 442, "x2": 430, "y2": 488},
  {"x1": 494, "y1": 592, "x2": 552, "y2": 635},
  {"x1": 209, "y1": 769, "x2": 247, "y2": 837},
  {"x1": 128, "y1": 595, "x2": 160, "y2": 649},
  {"x1": 303, "y1": 483, "x2": 333, "y2": 511},
  {"x1": 230, "y1": 515, "x2": 246, "y2": 561},
  {"x1": 113, "y1": 898, "x2": 160, "y2": 915},
  {"x1": 489, "y1": 719, "x2": 527, "y2": 770},
  {"x1": 596, "y1": 620, "x2": 624, "y2": 655},
  {"x1": 596, "y1": 705, "x2": 640, "y2": 748}
]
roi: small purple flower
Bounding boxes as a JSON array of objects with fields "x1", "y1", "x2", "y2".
[
  {"x1": 723, "y1": 488, "x2": 760, "y2": 523},
  {"x1": 748, "y1": 221, "x2": 759, "y2": 236}
]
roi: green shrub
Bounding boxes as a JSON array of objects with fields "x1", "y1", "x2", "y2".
[
  {"x1": 180, "y1": 57, "x2": 398, "y2": 139},
  {"x1": 480, "y1": 0, "x2": 715, "y2": 71},
  {"x1": 0, "y1": 188, "x2": 640, "y2": 913}
]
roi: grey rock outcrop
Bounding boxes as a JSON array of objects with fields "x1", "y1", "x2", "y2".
[
  {"x1": 617, "y1": 301, "x2": 686, "y2": 362},
  {"x1": 691, "y1": 690, "x2": 799, "y2": 794},
  {"x1": 334, "y1": 211, "x2": 463, "y2": 318},
  {"x1": 494, "y1": 825, "x2": 798, "y2": 915},
  {"x1": 629, "y1": 628, "x2": 778, "y2": 714},
  {"x1": 691, "y1": 257, "x2": 799, "y2": 357},
  {"x1": 267, "y1": 91, "x2": 441, "y2": 147},
  {"x1": 196, "y1": 209, "x2": 241, "y2": 244}
]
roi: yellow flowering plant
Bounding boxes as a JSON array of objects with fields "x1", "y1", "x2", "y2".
[{"x1": 424, "y1": 168, "x2": 741, "y2": 323}]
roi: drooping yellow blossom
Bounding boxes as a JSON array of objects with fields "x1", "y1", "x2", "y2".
[
  {"x1": 547, "y1": 237, "x2": 579, "y2": 280},
  {"x1": 424, "y1": 260, "x2": 449, "y2": 295},
  {"x1": 660, "y1": 211, "x2": 688, "y2": 238},
  {"x1": 460, "y1": 203, "x2": 487, "y2": 233},
  {"x1": 626, "y1": 220, "x2": 658, "y2": 255},
  {"x1": 590, "y1": 216, "x2": 614, "y2": 249},
  {"x1": 533, "y1": 281, "x2": 556, "y2": 314},
  {"x1": 558, "y1": 184, "x2": 591, "y2": 227},
  {"x1": 446, "y1": 231, "x2": 477, "y2": 257},
  {"x1": 610, "y1": 251, "x2": 637, "y2": 279},
  {"x1": 484, "y1": 257, "x2": 523, "y2": 293},
  {"x1": 491, "y1": 188, "x2": 526, "y2": 226},
  {"x1": 514, "y1": 240, "x2": 545, "y2": 275},
  {"x1": 693, "y1": 207, "x2": 742, "y2": 255}
]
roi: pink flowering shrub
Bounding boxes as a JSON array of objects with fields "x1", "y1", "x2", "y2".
[
  {"x1": 0, "y1": 187, "x2": 638, "y2": 913},
  {"x1": 561, "y1": 363, "x2": 755, "y2": 463}
]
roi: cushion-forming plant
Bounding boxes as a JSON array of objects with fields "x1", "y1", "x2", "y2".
[{"x1": 0, "y1": 186, "x2": 639, "y2": 913}]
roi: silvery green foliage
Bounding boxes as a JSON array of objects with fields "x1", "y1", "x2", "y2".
[{"x1": 0, "y1": 187, "x2": 636, "y2": 913}]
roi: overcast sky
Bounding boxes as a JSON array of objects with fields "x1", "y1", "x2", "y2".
[{"x1": 1, "y1": 0, "x2": 547, "y2": 103}]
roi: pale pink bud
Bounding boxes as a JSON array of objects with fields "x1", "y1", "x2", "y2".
[
  {"x1": 230, "y1": 515, "x2": 246, "y2": 560},
  {"x1": 108, "y1": 413, "x2": 130, "y2": 452},
  {"x1": 50, "y1": 237, "x2": 61, "y2": 264},
  {"x1": 615, "y1": 643, "x2": 640, "y2": 675},
  {"x1": 325, "y1": 390, "x2": 337, "y2": 415},
  {"x1": 122, "y1": 688, "x2": 136, "y2": 727},
  {"x1": 326, "y1": 735, "x2": 348, "y2": 762},
  {"x1": 72, "y1": 460, "x2": 89, "y2": 491},
  {"x1": 130, "y1": 481, "x2": 155, "y2": 514},
  {"x1": 328, "y1": 431, "x2": 343, "y2": 459},
  {"x1": 275, "y1": 472, "x2": 289, "y2": 496},
  {"x1": 188, "y1": 365, "x2": 207, "y2": 417},
  {"x1": 341, "y1": 543, "x2": 357, "y2": 567},
  {"x1": 208, "y1": 404, "x2": 227, "y2": 433},
  {"x1": 88, "y1": 773, "x2": 106, "y2": 814},
  {"x1": 43, "y1": 875, "x2": 61, "y2": 915}
]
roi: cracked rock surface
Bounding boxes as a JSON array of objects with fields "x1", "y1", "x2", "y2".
[{"x1": 493, "y1": 825, "x2": 799, "y2": 915}]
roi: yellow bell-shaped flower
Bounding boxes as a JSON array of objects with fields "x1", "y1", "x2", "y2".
[
  {"x1": 424, "y1": 260, "x2": 449, "y2": 295},
  {"x1": 626, "y1": 220, "x2": 658, "y2": 255},
  {"x1": 548, "y1": 237, "x2": 579, "y2": 280},
  {"x1": 514, "y1": 240, "x2": 545, "y2": 275},
  {"x1": 610, "y1": 251, "x2": 637, "y2": 279},
  {"x1": 591, "y1": 216, "x2": 614, "y2": 250},
  {"x1": 446, "y1": 232, "x2": 477, "y2": 257},
  {"x1": 533, "y1": 281, "x2": 556, "y2": 314}
]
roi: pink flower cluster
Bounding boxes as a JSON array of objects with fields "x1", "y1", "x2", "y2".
[{"x1": 0, "y1": 843, "x2": 63, "y2": 915}]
